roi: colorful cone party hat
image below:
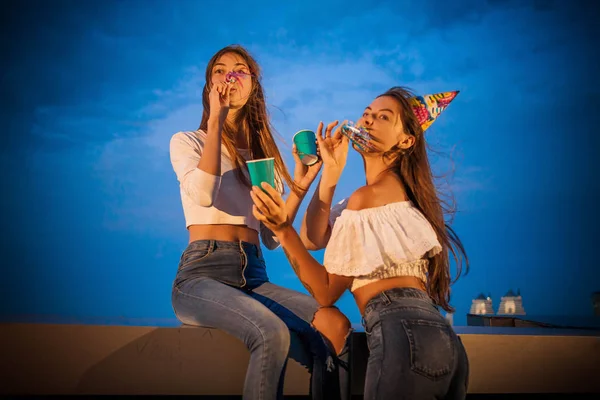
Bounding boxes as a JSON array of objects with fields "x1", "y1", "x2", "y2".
[{"x1": 410, "y1": 91, "x2": 459, "y2": 132}]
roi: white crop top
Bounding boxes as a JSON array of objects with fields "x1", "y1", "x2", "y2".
[
  {"x1": 169, "y1": 130, "x2": 283, "y2": 250},
  {"x1": 324, "y1": 199, "x2": 442, "y2": 291}
]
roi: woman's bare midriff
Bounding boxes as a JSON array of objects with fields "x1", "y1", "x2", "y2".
[
  {"x1": 188, "y1": 224, "x2": 260, "y2": 246},
  {"x1": 352, "y1": 276, "x2": 427, "y2": 316}
]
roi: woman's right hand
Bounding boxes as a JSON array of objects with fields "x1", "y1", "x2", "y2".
[
  {"x1": 316, "y1": 120, "x2": 350, "y2": 184},
  {"x1": 208, "y1": 81, "x2": 232, "y2": 125}
]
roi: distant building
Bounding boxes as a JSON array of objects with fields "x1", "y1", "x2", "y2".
[
  {"x1": 469, "y1": 293, "x2": 494, "y2": 315},
  {"x1": 593, "y1": 292, "x2": 600, "y2": 316},
  {"x1": 497, "y1": 289, "x2": 526, "y2": 315}
]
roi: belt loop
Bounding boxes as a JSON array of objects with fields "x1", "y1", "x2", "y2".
[
  {"x1": 381, "y1": 291, "x2": 391, "y2": 305},
  {"x1": 208, "y1": 240, "x2": 215, "y2": 252}
]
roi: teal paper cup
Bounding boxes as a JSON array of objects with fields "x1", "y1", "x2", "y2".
[
  {"x1": 293, "y1": 130, "x2": 319, "y2": 166},
  {"x1": 246, "y1": 157, "x2": 275, "y2": 191}
]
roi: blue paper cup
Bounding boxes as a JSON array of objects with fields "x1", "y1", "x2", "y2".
[
  {"x1": 246, "y1": 157, "x2": 275, "y2": 191},
  {"x1": 293, "y1": 130, "x2": 319, "y2": 166}
]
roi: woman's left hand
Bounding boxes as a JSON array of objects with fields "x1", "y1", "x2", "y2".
[
  {"x1": 251, "y1": 183, "x2": 290, "y2": 232},
  {"x1": 293, "y1": 143, "x2": 322, "y2": 194}
]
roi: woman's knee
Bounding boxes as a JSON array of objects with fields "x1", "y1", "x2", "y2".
[{"x1": 312, "y1": 307, "x2": 351, "y2": 355}]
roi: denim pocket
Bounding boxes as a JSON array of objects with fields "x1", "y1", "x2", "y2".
[
  {"x1": 179, "y1": 240, "x2": 213, "y2": 270},
  {"x1": 401, "y1": 319, "x2": 454, "y2": 380},
  {"x1": 365, "y1": 320, "x2": 383, "y2": 356}
]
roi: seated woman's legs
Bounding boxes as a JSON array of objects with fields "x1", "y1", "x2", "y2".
[
  {"x1": 251, "y1": 282, "x2": 351, "y2": 354},
  {"x1": 251, "y1": 282, "x2": 352, "y2": 400},
  {"x1": 172, "y1": 277, "x2": 290, "y2": 400}
]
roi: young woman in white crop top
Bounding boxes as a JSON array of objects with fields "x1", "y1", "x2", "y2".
[
  {"x1": 251, "y1": 87, "x2": 470, "y2": 399},
  {"x1": 169, "y1": 45, "x2": 351, "y2": 400}
]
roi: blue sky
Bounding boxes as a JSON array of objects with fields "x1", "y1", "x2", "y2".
[{"x1": 2, "y1": 0, "x2": 598, "y2": 326}]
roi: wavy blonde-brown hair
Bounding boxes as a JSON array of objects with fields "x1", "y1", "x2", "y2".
[{"x1": 380, "y1": 86, "x2": 469, "y2": 312}]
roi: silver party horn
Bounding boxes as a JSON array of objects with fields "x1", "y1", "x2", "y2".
[{"x1": 341, "y1": 122, "x2": 378, "y2": 152}]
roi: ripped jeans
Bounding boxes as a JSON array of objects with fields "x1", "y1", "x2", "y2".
[
  {"x1": 362, "y1": 288, "x2": 469, "y2": 400},
  {"x1": 171, "y1": 240, "x2": 348, "y2": 400}
]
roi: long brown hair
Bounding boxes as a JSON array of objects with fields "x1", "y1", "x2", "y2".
[
  {"x1": 199, "y1": 44, "x2": 301, "y2": 194},
  {"x1": 379, "y1": 86, "x2": 469, "y2": 312}
]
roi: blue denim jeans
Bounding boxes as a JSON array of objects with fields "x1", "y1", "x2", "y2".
[
  {"x1": 171, "y1": 240, "x2": 348, "y2": 400},
  {"x1": 362, "y1": 288, "x2": 469, "y2": 400}
]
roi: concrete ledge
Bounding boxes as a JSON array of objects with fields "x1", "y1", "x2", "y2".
[{"x1": 1, "y1": 323, "x2": 599, "y2": 395}]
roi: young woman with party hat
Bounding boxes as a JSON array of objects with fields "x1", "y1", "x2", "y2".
[{"x1": 250, "y1": 87, "x2": 470, "y2": 399}]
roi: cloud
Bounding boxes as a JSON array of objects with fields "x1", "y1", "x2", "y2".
[{"x1": 261, "y1": 54, "x2": 397, "y2": 130}]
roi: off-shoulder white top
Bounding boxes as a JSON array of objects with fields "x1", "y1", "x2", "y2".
[
  {"x1": 324, "y1": 198, "x2": 442, "y2": 291},
  {"x1": 169, "y1": 130, "x2": 283, "y2": 250}
]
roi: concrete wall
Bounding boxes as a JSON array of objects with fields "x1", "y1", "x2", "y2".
[{"x1": 1, "y1": 323, "x2": 599, "y2": 395}]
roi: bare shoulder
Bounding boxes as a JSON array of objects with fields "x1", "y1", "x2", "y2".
[
  {"x1": 346, "y1": 186, "x2": 378, "y2": 211},
  {"x1": 346, "y1": 175, "x2": 408, "y2": 211}
]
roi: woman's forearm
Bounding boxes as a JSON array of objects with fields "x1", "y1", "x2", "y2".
[
  {"x1": 284, "y1": 189, "x2": 307, "y2": 225},
  {"x1": 277, "y1": 224, "x2": 340, "y2": 305},
  {"x1": 196, "y1": 118, "x2": 223, "y2": 175},
  {"x1": 300, "y1": 177, "x2": 337, "y2": 249}
]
